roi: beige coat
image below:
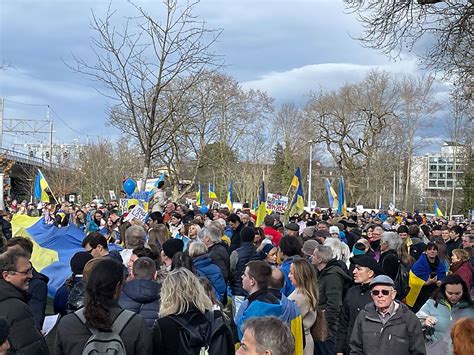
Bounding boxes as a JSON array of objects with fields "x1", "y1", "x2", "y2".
[{"x1": 289, "y1": 289, "x2": 317, "y2": 355}]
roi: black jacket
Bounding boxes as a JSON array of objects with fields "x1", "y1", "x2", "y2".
[
  {"x1": 54, "y1": 300, "x2": 152, "y2": 355},
  {"x1": 379, "y1": 249, "x2": 399, "y2": 281},
  {"x1": 0, "y1": 280, "x2": 49, "y2": 355},
  {"x1": 229, "y1": 222, "x2": 244, "y2": 253},
  {"x1": 0, "y1": 216, "x2": 12, "y2": 240},
  {"x1": 408, "y1": 237, "x2": 426, "y2": 261},
  {"x1": 446, "y1": 237, "x2": 462, "y2": 258},
  {"x1": 208, "y1": 242, "x2": 230, "y2": 282},
  {"x1": 349, "y1": 301, "x2": 425, "y2": 355},
  {"x1": 229, "y1": 242, "x2": 256, "y2": 296},
  {"x1": 119, "y1": 279, "x2": 161, "y2": 328},
  {"x1": 317, "y1": 259, "x2": 353, "y2": 335},
  {"x1": 336, "y1": 282, "x2": 372, "y2": 354},
  {"x1": 28, "y1": 269, "x2": 49, "y2": 329}
]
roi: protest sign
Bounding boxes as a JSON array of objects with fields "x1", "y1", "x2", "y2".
[
  {"x1": 211, "y1": 201, "x2": 221, "y2": 210},
  {"x1": 124, "y1": 205, "x2": 148, "y2": 223},
  {"x1": 120, "y1": 198, "x2": 149, "y2": 213},
  {"x1": 109, "y1": 190, "x2": 116, "y2": 200},
  {"x1": 266, "y1": 193, "x2": 289, "y2": 213}
]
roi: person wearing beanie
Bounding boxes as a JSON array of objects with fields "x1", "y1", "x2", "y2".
[
  {"x1": 54, "y1": 251, "x2": 94, "y2": 316},
  {"x1": 0, "y1": 318, "x2": 9, "y2": 355},
  {"x1": 253, "y1": 243, "x2": 278, "y2": 266},
  {"x1": 302, "y1": 240, "x2": 319, "y2": 260},
  {"x1": 336, "y1": 255, "x2": 383, "y2": 355},
  {"x1": 229, "y1": 226, "x2": 257, "y2": 315},
  {"x1": 160, "y1": 239, "x2": 184, "y2": 271}
]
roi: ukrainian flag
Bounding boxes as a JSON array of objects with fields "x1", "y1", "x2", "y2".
[
  {"x1": 226, "y1": 178, "x2": 233, "y2": 210},
  {"x1": 337, "y1": 176, "x2": 347, "y2": 217},
  {"x1": 434, "y1": 201, "x2": 443, "y2": 217},
  {"x1": 289, "y1": 168, "x2": 304, "y2": 216},
  {"x1": 209, "y1": 183, "x2": 217, "y2": 199},
  {"x1": 196, "y1": 184, "x2": 204, "y2": 206},
  {"x1": 12, "y1": 215, "x2": 121, "y2": 297},
  {"x1": 325, "y1": 178, "x2": 339, "y2": 209},
  {"x1": 34, "y1": 169, "x2": 50, "y2": 203},
  {"x1": 255, "y1": 173, "x2": 267, "y2": 227}
]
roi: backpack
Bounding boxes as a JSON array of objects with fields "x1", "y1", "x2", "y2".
[
  {"x1": 170, "y1": 310, "x2": 233, "y2": 355},
  {"x1": 394, "y1": 261, "x2": 411, "y2": 301},
  {"x1": 74, "y1": 308, "x2": 135, "y2": 355}
]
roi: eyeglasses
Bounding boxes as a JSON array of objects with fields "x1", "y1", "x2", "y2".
[
  {"x1": 371, "y1": 289, "x2": 391, "y2": 296},
  {"x1": 9, "y1": 267, "x2": 33, "y2": 275}
]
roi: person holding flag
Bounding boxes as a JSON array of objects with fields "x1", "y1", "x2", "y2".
[
  {"x1": 255, "y1": 173, "x2": 266, "y2": 228},
  {"x1": 289, "y1": 168, "x2": 304, "y2": 217},
  {"x1": 337, "y1": 176, "x2": 347, "y2": 217}
]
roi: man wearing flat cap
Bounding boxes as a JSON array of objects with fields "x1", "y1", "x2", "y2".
[
  {"x1": 284, "y1": 222, "x2": 300, "y2": 238},
  {"x1": 349, "y1": 275, "x2": 425, "y2": 355},
  {"x1": 336, "y1": 256, "x2": 383, "y2": 355}
]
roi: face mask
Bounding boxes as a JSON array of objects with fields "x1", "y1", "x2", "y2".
[{"x1": 370, "y1": 239, "x2": 380, "y2": 250}]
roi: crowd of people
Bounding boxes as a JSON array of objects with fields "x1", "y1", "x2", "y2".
[{"x1": 0, "y1": 194, "x2": 473, "y2": 355}]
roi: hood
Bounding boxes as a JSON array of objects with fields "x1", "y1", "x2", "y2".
[
  {"x1": 0, "y1": 279, "x2": 29, "y2": 303},
  {"x1": 122, "y1": 279, "x2": 161, "y2": 303},
  {"x1": 32, "y1": 268, "x2": 49, "y2": 283},
  {"x1": 280, "y1": 294, "x2": 300, "y2": 322}
]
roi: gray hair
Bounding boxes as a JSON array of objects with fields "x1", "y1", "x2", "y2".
[
  {"x1": 125, "y1": 225, "x2": 146, "y2": 249},
  {"x1": 381, "y1": 231, "x2": 401, "y2": 251},
  {"x1": 315, "y1": 245, "x2": 333, "y2": 263},
  {"x1": 198, "y1": 227, "x2": 222, "y2": 244},
  {"x1": 188, "y1": 241, "x2": 208, "y2": 258},
  {"x1": 242, "y1": 317, "x2": 294, "y2": 355}
]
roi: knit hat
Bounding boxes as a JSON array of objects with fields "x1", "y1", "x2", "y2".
[
  {"x1": 302, "y1": 240, "x2": 319, "y2": 257},
  {"x1": 352, "y1": 242, "x2": 367, "y2": 256},
  {"x1": 162, "y1": 239, "x2": 184, "y2": 259},
  {"x1": 329, "y1": 226, "x2": 340, "y2": 234},
  {"x1": 302, "y1": 226, "x2": 316, "y2": 239},
  {"x1": 241, "y1": 227, "x2": 256, "y2": 243},
  {"x1": 0, "y1": 318, "x2": 9, "y2": 344},
  {"x1": 70, "y1": 251, "x2": 94, "y2": 275},
  {"x1": 261, "y1": 243, "x2": 276, "y2": 257}
]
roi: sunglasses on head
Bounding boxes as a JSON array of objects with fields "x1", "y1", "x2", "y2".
[{"x1": 371, "y1": 289, "x2": 391, "y2": 296}]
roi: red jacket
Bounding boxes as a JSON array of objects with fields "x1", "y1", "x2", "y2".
[
  {"x1": 262, "y1": 226, "x2": 282, "y2": 246},
  {"x1": 455, "y1": 261, "x2": 473, "y2": 290}
]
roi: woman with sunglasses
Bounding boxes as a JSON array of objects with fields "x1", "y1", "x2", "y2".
[{"x1": 416, "y1": 274, "x2": 474, "y2": 352}]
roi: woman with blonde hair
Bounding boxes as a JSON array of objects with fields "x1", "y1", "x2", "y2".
[
  {"x1": 289, "y1": 257, "x2": 319, "y2": 355},
  {"x1": 450, "y1": 249, "x2": 472, "y2": 289},
  {"x1": 152, "y1": 268, "x2": 233, "y2": 354}
]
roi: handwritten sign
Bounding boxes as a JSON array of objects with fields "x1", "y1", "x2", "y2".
[
  {"x1": 266, "y1": 193, "x2": 289, "y2": 213},
  {"x1": 124, "y1": 205, "x2": 148, "y2": 223}
]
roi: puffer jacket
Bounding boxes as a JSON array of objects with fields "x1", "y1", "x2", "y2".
[
  {"x1": 119, "y1": 279, "x2": 161, "y2": 328},
  {"x1": 208, "y1": 242, "x2": 230, "y2": 282},
  {"x1": 193, "y1": 254, "x2": 226, "y2": 302},
  {"x1": 317, "y1": 259, "x2": 352, "y2": 335},
  {"x1": 350, "y1": 301, "x2": 425, "y2": 355},
  {"x1": 0, "y1": 280, "x2": 49, "y2": 355}
]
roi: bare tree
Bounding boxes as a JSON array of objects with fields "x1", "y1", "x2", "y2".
[
  {"x1": 70, "y1": 0, "x2": 222, "y2": 189},
  {"x1": 345, "y1": 1, "x2": 474, "y2": 86}
]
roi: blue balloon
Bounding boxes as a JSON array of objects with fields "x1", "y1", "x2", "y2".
[
  {"x1": 123, "y1": 178, "x2": 137, "y2": 197},
  {"x1": 200, "y1": 205, "x2": 209, "y2": 214}
]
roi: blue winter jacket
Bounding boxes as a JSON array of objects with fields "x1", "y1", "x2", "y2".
[
  {"x1": 193, "y1": 254, "x2": 226, "y2": 302},
  {"x1": 119, "y1": 279, "x2": 161, "y2": 328}
]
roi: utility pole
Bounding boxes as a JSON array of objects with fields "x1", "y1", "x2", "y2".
[
  {"x1": 47, "y1": 106, "x2": 53, "y2": 167},
  {"x1": 307, "y1": 140, "x2": 313, "y2": 210}
]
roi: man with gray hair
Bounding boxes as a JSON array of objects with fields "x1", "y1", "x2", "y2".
[
  {"x1": 198, "y1": 227, "x2": 229, "y2": 283},
  {"x1": 379, "y1": 231, "x2": 401, "y2": 281},
  {"x1": 237, "y1": 316, "x2": 294, "y2": 355},
  {"x1": 311, "y1": 245, "x2": 352, "y2": 355},
  {"x1": 120, "y1": 225, "x2": 147, "y2": 266}
]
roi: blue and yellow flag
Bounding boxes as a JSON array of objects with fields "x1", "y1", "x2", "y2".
[
  {"x1": 325, "y1": 178, "x2": 339, "y2": 209},
  {"x1": 337, "y1": 176, "x2": 347, "y2": 217},
  {"x1": 434, "y1": 201, "x2": 443, "y2": 217},
  {"x1": 34, "y1": 169, "x2": 50, "y2": 203},
  {"x1": 289, "y1": 168, "x2": 304, "y2": 216},
  {"x1": 255, "y1": 173, "x2": 267, "y2": 227},
  {"x1": 11, "y1": 215, "x2": 122, "y2": 297},
  {"x1": 209, "y1": 183, "x2": 217, "y2": 199},
  {"x1": 196, "y1": 184, "x2": 204, "y2": 206},
  {"x1": 226, "y1": 178, "x2": 233, "y2": 210}
]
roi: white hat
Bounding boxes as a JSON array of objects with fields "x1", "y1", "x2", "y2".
[{"x1": 329, "y1": 226, "x2": 340, "y2": 234}]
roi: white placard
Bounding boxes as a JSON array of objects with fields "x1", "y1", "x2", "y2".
[{"x1": 124, "y1": 205, "x2": 148, "y2": 222}]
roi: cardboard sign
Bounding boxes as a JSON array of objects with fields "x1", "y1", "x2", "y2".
[
  {"x1": 109, "y1": 190, "x2": 116, "y2": 200},
  {"x1": 266, "y1": 193, "x2": 289, "y2": 213},
  {"x1": 124, "y1": 204, "x2": 148, "y2": 223},
  {"x1": 211, "y1": 201, "x2": 221, "y2": 210}
]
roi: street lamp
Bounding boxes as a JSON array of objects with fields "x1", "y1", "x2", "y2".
[{"x1": 308, "y1": 140, "x2": 313, "y2": 210}]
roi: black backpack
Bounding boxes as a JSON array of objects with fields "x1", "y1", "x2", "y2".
[
  {"x1": 170, "y1": 310, "x2": 234, "y2": 355},
  {"x1": 394, "y1": 261, "x2": 411, "y2": 301}
]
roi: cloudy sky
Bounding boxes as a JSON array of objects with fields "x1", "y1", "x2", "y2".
[{"x1": 0, "y1": 0, "x2": 451, "y2": 154}]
